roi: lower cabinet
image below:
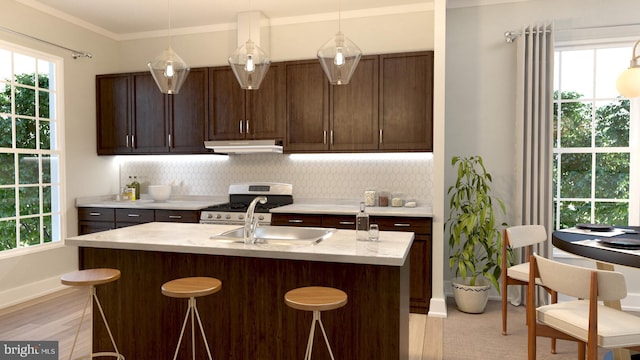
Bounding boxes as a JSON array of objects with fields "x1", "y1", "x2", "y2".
[
  {"x1": 271, "y1": 213, "x2": 432, "y2": 313},
  {"x1": 78, "y1": 207, "x2": 200, "y2": 235}
]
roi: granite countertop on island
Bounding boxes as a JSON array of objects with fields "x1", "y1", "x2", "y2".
[{"x1": 65, "y1": 222, "x2": 414, "y2": 266}]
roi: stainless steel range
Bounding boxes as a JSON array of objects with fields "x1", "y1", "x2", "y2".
[{"x1": 199, "y1": 183, "x2": 293, "y2": 225}]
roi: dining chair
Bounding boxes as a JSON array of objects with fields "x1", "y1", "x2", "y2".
[
  {"x1": 501, "y1": 225, "x2": 557, "y2": 342},
  {"x1": 527, "y1": 253, "x2": 640, "y2": 360}
]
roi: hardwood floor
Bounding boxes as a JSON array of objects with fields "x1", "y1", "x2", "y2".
[{"x1": 0, "y1": 289, "x2": 443, "y2": 359}]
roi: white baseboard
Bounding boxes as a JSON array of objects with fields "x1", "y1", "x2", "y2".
[
  {"x1": 0, "y1": 276, "x2": 68, "y2": 311},
  {"x1": 428, "y1": 296, "x2": 448, "y2": 317}
]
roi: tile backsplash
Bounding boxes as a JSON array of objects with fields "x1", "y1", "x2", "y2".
[{"x1": 119, "y1": 153, "x2": 433, "y2": 206}]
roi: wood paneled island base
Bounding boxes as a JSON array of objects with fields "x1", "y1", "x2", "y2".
[{"x1": 80, "y1": 247, "x2": 409, "y2": 360}]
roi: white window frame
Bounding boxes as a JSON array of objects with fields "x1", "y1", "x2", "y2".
[
  {"x1": 0, "y1": 39, "x2": 65, "y2": 256},
  {"x1": 554, "y1": 39, "x2": 639, "y2": 228}
]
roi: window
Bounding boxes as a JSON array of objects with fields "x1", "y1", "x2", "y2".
[
  {"x1": 553, "y1": 43, "x2": 637, "y2": 229},
  {"x1": 0, "y1": 42, "x2": 63, "y2": 252}
]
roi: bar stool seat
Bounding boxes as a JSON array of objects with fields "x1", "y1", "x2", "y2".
[
  {"x1": 162, "y1": 277, "x2": 222, "y2": 360},
  {"x1": 61, "y1": 268, "x2": 124, "y2": 360},
  {"x1": 285, "y1": 286, "x2": 348, "y2": 360}
]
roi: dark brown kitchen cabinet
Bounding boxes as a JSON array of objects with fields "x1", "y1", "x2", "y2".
[
  {"x1": 329, "y1": 55, "x2": 379, "y2": 151},
  {"x1": 284, "y1": 60, "x2": 329, "y2": 152},
  {"x1": 78, "y1": 207, "x2": 115, "y2": 234},
  {"x1": 96, "y1": 68, "x2": 209, "y2": 155},
  {"x1": 96, "y1": 74, "x2": 131, "y2": 154},
  {"x1": 271, "y1": 212, "x2": 432, "y2": 313},
  {"x1": 78, "y1": 208, "x2": 200, "y2": 235},
  {"x1": 379, "y1": 51, "x2": 433, "y2": 151},
  {"x1": 208, "y1": 64, "x2": 285, "y2": 141}
]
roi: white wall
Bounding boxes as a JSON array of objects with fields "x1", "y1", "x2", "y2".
[
  {"x1": 0, "y1": 1, "x2": 119, "y2": 308},
  {"x1": 445, "y1": 0, "x2": 640, "y2": 310}
]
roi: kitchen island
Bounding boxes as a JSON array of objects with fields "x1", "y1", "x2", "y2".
[{"x1": 65, "y1": 222, "x2": 413, "y2": 360}]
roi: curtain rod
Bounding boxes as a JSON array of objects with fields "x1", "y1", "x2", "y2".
[
  {"x1": 504, "y1": 22, "x2": 640, "y2": 44},
  {"x1": 0, "y1": 25, "x2": 92, "y2": 59}
]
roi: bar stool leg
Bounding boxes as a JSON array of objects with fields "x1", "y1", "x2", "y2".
[
  {"x1": 68, "y1": 285, "x2": 124, "y2": 360},
  {"x1": 303, "y1": 311, "x2": 336, "y2": 360},
  {"x1": 172, "y1": 297, "x2": 213, "y2": 360},
  {"x1": 316, "y1": 311, "x2": 335, "y2": 360}
]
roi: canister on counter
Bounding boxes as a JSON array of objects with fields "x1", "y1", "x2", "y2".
[
  {"x1": 364, "y1": 190, "x2": 376, "y2": 206},
  {"x1": 378, "y1": 190, "x2": 389, "y2": 207},
  {"x1": 391, "y1": 192, "x2": 404, "y2": 207}
]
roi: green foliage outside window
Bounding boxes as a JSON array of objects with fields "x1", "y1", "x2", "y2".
[{"x1": 554, "y1": 91, "x2": 630, "y2": 229}]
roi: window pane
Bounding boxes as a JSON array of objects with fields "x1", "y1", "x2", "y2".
[
  {"x1": 0, "y1": 188, "x2": 16, "y2": 218},
  {"x1": 0, "y1": 153, "x2": 15, "y2": 185},
  {"x1": 558, "y1": 201, "x2": 591, "y2": 228},
  {"x1": 595, "y1": 47, "x2": 630, "y2": 98},
  {"x1": 595, "y1": 99, "x2": 629, "y2": 147},
  {"x1": 19, "y1": 186, "x2": 39, "y2": 216},
  {"x1": 13, "y1": 54, "x2": 35, "y2": 85},
  {"x1": 558, "y1": 101, "x2": 592, "y2": 147},
  {"x1": 19, "y1": 217, "x2": 40, "y2": 246},
  {"x1": 37, "y1": 59, "x2": 54, "y2": 90},
  {"x1": 39, "y1": 120, "x2": 50, "y2": 150},
  {"x1": 559, "y1": 153, "x2": 592, "y2": 198},
  {"x1": 18, "y1": 154, "x2": 38, "y2": 184},
  {"x1": 0, "y1": 82, "x2": 9, "y2": 113},
  {"x1": 39, "y1": 90, "x2": 51, "y2": 119},
  {"x1": 595, "y1": 202, "x2": 628, "y2": 226},
  {"x1": 14, "y1": 85, "x2": 36, "y2": 116},
  {"x1": 0, "y1": 115, "x2": 12, "y2": 148},
  {"x1": 560, "y1": 50, "x2": 594, "y2": 99},
  {"x1": 0, "y1": 50, "x2": 11, "y2": 80},
  {"x1": 595, "y1": 153, "x2": 629, "y2": 199},
  {"x1": 43, "y1": 214, "x2": 52, "y2": 243},
  {"x1": 0, "y1": 219, "x2": 16, "y2": 250},
  {"x1": 16, "y1": 117, "x2": 36, "y2": 149},
  {"x1": 43, "y1": 185, "x2": 51, "y2": 213}
]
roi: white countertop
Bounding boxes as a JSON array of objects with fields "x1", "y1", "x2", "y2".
[
  {"x1": 271, "y1": 202, "x2": 433, "y2": 217},
  {"x1": 76, "y1": 196, "x2": 226, "y2": 210},
  {"x1": 65, "y1": 222, "x2": 413, "y2": 266}
]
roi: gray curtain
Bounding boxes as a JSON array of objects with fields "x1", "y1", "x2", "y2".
[{"x1": 511, "y1": 23, "x2": 555, "y2": 305}]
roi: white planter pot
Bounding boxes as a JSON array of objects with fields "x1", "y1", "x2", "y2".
[{"x1": 452, "y1": 277, "x2": 491, "y2": 314}]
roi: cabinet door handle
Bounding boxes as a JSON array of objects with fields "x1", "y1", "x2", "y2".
[
  {"x1": 131, "y1": 135, "x2": 136, "y2": 148},
  {"x1": 168, "y1": 215, "x2": 182, "y2": 219},
  {"x1": 89, "y1": 212, "x2": 102, "y2": 216},
  {"x1": 168, "y1": 134, "x2": 172, "y2": 148},
  {"x1": 239, "y1": 120, "x2": 244, "y2": 134},
  {"x1": 323, "y1": 130, "x2": 327, "y2": 145},
  {"x1": 126, "y1": 135, "x2": 130, "y2": 148},
  {"x1": 339, "y1": 221, "x2": 355, "y2": 225},
  {"x1": 127, "y1": 213, "x2": 141, "y2": 217},
  {"x1": 246, "y1": 120, "x2": 250, "y2": 134},
  {"x1": 288, "y1": 219, "x2": 304, "y2": 223},
  {"x1": 394, "y1": 223, "x2": 411, "y2": 227},
  {"x1": 330, "y1": 130, "x2": 334, "y2": 145},
  {"x1": 379, "y1": 129, "x2": 383, "y2": 144}
]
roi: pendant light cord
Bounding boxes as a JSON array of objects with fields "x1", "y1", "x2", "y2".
[
  {"x1": 338, "y1": 0, "x2": 342, "y2": 32},
  {"x1": 167, "y1": 0, "x2": 173, "y2": 48}
]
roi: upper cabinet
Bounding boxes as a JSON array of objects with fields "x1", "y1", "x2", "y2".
[
  {"x1": 96, "y1": 68, "x2": 209, "y2": 155},
  {"x1": 208, "y1": 63, "x2": 285, "y2": 141},
  {"x1": 379, "y1": 51, "x2": 433, "y2": 152},
  {"x1": 96, "y1": 51, "x2": 433, "y2": 155}
]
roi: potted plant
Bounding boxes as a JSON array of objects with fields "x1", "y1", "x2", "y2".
[{"x1": 446, "y1": 155, "x2": 507, "y2": 313}]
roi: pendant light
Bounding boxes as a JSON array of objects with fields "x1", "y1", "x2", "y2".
[
  {"x1": 317, "y1": 0, "x2": 362, "y2": 85},
  {"x1": 229, "y1": 4, "x2": 271, "y2": 90},
  {"x1": 616, "y1": 40, "x2": 640, "y2": 98},
  {"x1": 147, "y1": 0, "x2": 190, "y2": 94}
]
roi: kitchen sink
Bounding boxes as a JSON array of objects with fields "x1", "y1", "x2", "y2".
[{"x1": 210, "y1": 226, "x2": 336, "y2": 246}]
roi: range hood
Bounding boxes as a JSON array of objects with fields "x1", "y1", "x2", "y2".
[{"x1": 204, "y1": 140, "x2": 283, "y2": 154}]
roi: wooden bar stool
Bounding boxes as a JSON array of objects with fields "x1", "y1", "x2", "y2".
[
  {"x1": 60, "y1": 268, "x2": 124, "y2": 360},
  {"x1": 285, "y1": 286, "x2": 348, "y2": 360},
  {"x1": 161, "y1": 277, "x2": 222, "y2": 360}
]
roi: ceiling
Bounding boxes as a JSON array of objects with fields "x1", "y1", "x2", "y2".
[{"x1": 15, "y1": 0, "x2": 438, "y2": 40}]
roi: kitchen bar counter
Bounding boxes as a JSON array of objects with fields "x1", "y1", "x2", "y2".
[
  {"x1": 75, "y1": 195, "x2": 225, "y2": 210},
  {"x1": 65, "y1": 222, "x2": 412, "y2": 359},
  {"x1": 65, "y1": 222, "x2": 414, "y2": 266}
]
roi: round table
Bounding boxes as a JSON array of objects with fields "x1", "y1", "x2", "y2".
[{"x1": 552, "y1": 227, "x2": 640, "y2": 269}]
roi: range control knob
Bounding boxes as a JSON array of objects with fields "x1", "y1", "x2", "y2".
[
  {"x1": 238, "y1": 214, "x2": 245, "y2": 220},
  {"x1": 257, "y1": 215, "x2": 265, "y2": 221},
  {"x1": 215, "y1": 214, "x2": 222, "y2": 219},
  {"x1": 225, "y1": 214, "x2": 231, "y2": 220},
  {"x1": 205, "y1": 213, "x2": 213, "y2": 219}
]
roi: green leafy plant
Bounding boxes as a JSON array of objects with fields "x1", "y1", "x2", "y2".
[{"x1": 446, "y1": 156, "x2": 507, "y2": 292}]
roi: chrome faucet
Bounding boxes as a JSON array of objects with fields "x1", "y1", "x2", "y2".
[{"x1": 244, "y1": 196, "x2": 267, "y2": 244}]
